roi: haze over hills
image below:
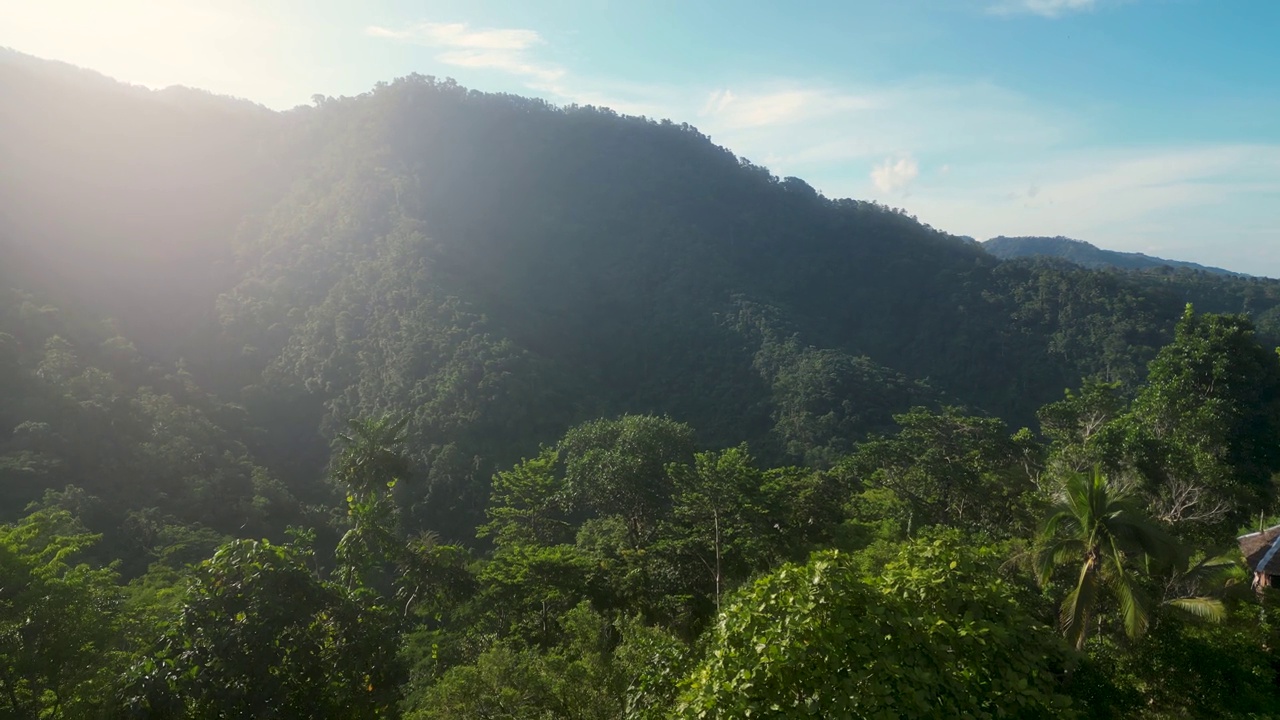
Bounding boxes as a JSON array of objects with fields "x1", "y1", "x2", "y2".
[
  {"x1": 5, "y1": 48, "x2": 1280, "y2": 537},
  {"x1": 983, "y1": 235, "x2": 1246, "y2": 277},
  {"x1": 7, "y1": 48, "x2": 1280, "y2": 717}
]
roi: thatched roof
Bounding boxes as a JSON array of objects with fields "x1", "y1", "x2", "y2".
[{"x1": 1238, "y1": 524, "x2": 1280, "y2": 575}]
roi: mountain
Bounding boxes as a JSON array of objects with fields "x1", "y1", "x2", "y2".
[
  {"x1": 9, "y1": 45, "x2": 1280, "y2": 720},
  {"x1": 6, "y1": 51, "x2": 1280, "y2": 541},
  {"x1": 983, "y1": 235, "x2": 1244, "y2": 276},
  {"x1": 0, "y1": 47, "x2": 286, "y2": 353}
]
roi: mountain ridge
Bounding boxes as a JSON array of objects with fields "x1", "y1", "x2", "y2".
[
  {"x1": 983, "y1": 235, "x2": 1246, "y2": 277},
  {"x1": 6, "y1": 51, "x2": 1280, "y2": 540}
]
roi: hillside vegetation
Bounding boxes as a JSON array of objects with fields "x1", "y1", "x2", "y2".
[
  {"x1": 984, "y1": 235, "x2": 1244, "y2": 276},
  {"x1": 5, "y1": 51, "x2": 1280, "y2": 717}
]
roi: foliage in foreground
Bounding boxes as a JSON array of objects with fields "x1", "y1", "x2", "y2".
[{"x1": 679, "y1": 535, "x2": 1074, "y2": 719}]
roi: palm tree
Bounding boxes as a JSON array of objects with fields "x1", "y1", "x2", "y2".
[
  {"x1": 1036, "y1": 467, "x2": 1176, "y2": 649},
  {"x1": 333, "y1": 416, "x2": 411, "y2": 589},
  {"x1": 334, "y1": 415, "x2": 412, "y2": 496}
]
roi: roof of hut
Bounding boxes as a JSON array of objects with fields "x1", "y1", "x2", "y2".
[{"x1": 1238, "y1": 524, "x2": 1280, "y2": 575}]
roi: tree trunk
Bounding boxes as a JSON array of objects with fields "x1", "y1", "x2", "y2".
[{"x1": 714, "y1": 507, "x2": 722, "y2": 615}]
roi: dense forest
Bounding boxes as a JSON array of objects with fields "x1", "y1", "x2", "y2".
[{"x1": 6, "y1": 48, "x2": 1280, "y2": 717}]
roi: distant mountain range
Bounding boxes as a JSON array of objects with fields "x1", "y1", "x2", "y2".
[{"x1": 982, "y1": 236, "x2": 1244, "y2": 277}]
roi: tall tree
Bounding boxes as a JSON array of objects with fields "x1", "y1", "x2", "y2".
[
  {"x1": 558, "y1": 415, "x2": 695, "y2": 544},
  {"x1": 1036, "y1": 468, "x2": 1192, "y2": 649},
  {"x1": 126, "y1": 538, "x2": 403, "y2": 717},
  {"x1": 1037, "y1": 379, "x2": 1130, "y2": 475},
  {"x1": 661, "y1": 446, "x2": 774, "y2": 614},
  {"x1": 1124, "y1": 306, "x2": 1280, "y2": 533},
  {"x1": 846, "y1": 407, "x2": 1041, "y2": 537},
  {"x1": 333, "y1": 416, "x2": 412, "y2": 589}
]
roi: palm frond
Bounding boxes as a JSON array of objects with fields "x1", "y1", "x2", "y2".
[
  {"x1": 1061, "y1": 559, "x2": 1100, "y2": 650},
  {"x1": 1050, "y1": 538, "x2": 1086, "y2": 563},
  {"x1": 1108, "y1": 560, "x2": 1150, "y2": 642},
  {"x1": 1035, "y1": 537, "x2": 1083, "y2": 586},
  {"x1": 1039, "y1": 507, "x2": 1073, "y2": 541},
  {"x1": 1165, "y1": 596, "x2": 1226, "y2": 623},
  {"x1": 1103, "y1": 511, "x2": 1174, "y2": 565},
  {"x1": 1180, "y1": 551, "x2": 1245, "y2": 591}
]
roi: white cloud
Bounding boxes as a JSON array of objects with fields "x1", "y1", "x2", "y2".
[
  {"x1": 988, "y1": 0, "x2": 1098, "y2": 18},
  {"x1": 871, "y1": 156, "x2": 921, "y2": 194},
  {"x1": 365, "y1": 21, "x2": 561, "y2": 82},
  {"x1": 686, "y1": 78, "x2": 1065, "y2": 178},
  {"x1": 437, "y1": 50, "x2": 564, "y2": 82},
  {"x1": 365, "y1": 22, "x2": 540, "y2": 50},
  {"x1": 698, "y1": 86, "x2": 879, "y2": 130},
  {"x1": 897, "y1": 144, "x2": 1280, "y2": 274},
  {"x1": 700, "y1": 89, "x2": 735, "y2": 117}
]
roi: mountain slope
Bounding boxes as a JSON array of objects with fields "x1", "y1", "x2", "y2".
[
  {"x1": 983, "y1": 235, "x2": 1244, "y2": 276},
  {"x1": 0, "y1": 47, "x2": 289, "y2": 356},
  {"x1": 6, "y1": 55, "x2": 1280, "y2": 540},
  {"x1": 210, "y1": 76, "x2": 1280, "y2": 535}
]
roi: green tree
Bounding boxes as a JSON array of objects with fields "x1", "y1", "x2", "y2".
[
  {"x1": 660, "y1": 446, "x2": 774, "y2": 614},
  {"x1": 1069, "y1": 604, "x2": 1280, "y2": 719},
  {"x1": 846, "y1": 407, "x2": 1041, "y2": 537},
  {"x1": 397, "y1": 530, "x2": 474, "y2": 621},
  {"x1": 559, "y1": 416, "x2": 695, "y2": 544},
  {"x1": 333, "y1": 416, "x2": 411, "y2": 589},
  {"x1": 680, "y1": 535, "x2": 1074, "y2": 718},
  {"x1": 479, "y1": 447, "x2": 572, "y2": 547},
  {"x1": 1037, "y1": 379, "x2": 1129, "y2": 475},
  {"x1": 1124, "y1": 306, "x2": 1280, "y2": 534},
  {"x1": 0, "y1": 509, "x2": 124, "y2": 719},
  {"x1": 127, "y1": 538, "x2": 403, "y2": 717},
  {"x1": 471, "y1": 543, "x2": 594, "y2": 647},
  {"x1": 407, "y1": 603, "x2": 659, "y2": 720},
  {"x1": 1034, "y1": 468, "x2": 1204, "y2": 649}
]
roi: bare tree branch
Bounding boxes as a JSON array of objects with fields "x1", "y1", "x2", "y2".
[{"x1": 1149, "y1": 478, "x2": 1230, "y2": 527}]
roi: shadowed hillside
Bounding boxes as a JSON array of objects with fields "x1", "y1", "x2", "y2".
[{"x1": 5, "y1": 52, "x2": 1280, "y2": 539}]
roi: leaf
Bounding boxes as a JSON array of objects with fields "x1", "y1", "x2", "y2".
[{"x1": 1164, "y1": 596, "x2": 1226, "y2": 623}]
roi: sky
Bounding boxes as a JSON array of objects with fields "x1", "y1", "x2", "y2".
[{"x1": 3, "y1": 0, "x2": 1278, "y2": 275}]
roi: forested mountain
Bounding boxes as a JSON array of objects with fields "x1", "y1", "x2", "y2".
[
  {"x1": 984, "y1": 235, "x2": 1244, "y2": 276},
  {"x1": 12, "y1": 50, "x2": 1280, "y2": 534},
  {"x1": 6, "y1": 50, "x2": 1280, "y2": 717}
]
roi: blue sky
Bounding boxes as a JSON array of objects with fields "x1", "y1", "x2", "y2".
[{"x1": 4, "y1": 0, "x2": 1278, "y2": 275}]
